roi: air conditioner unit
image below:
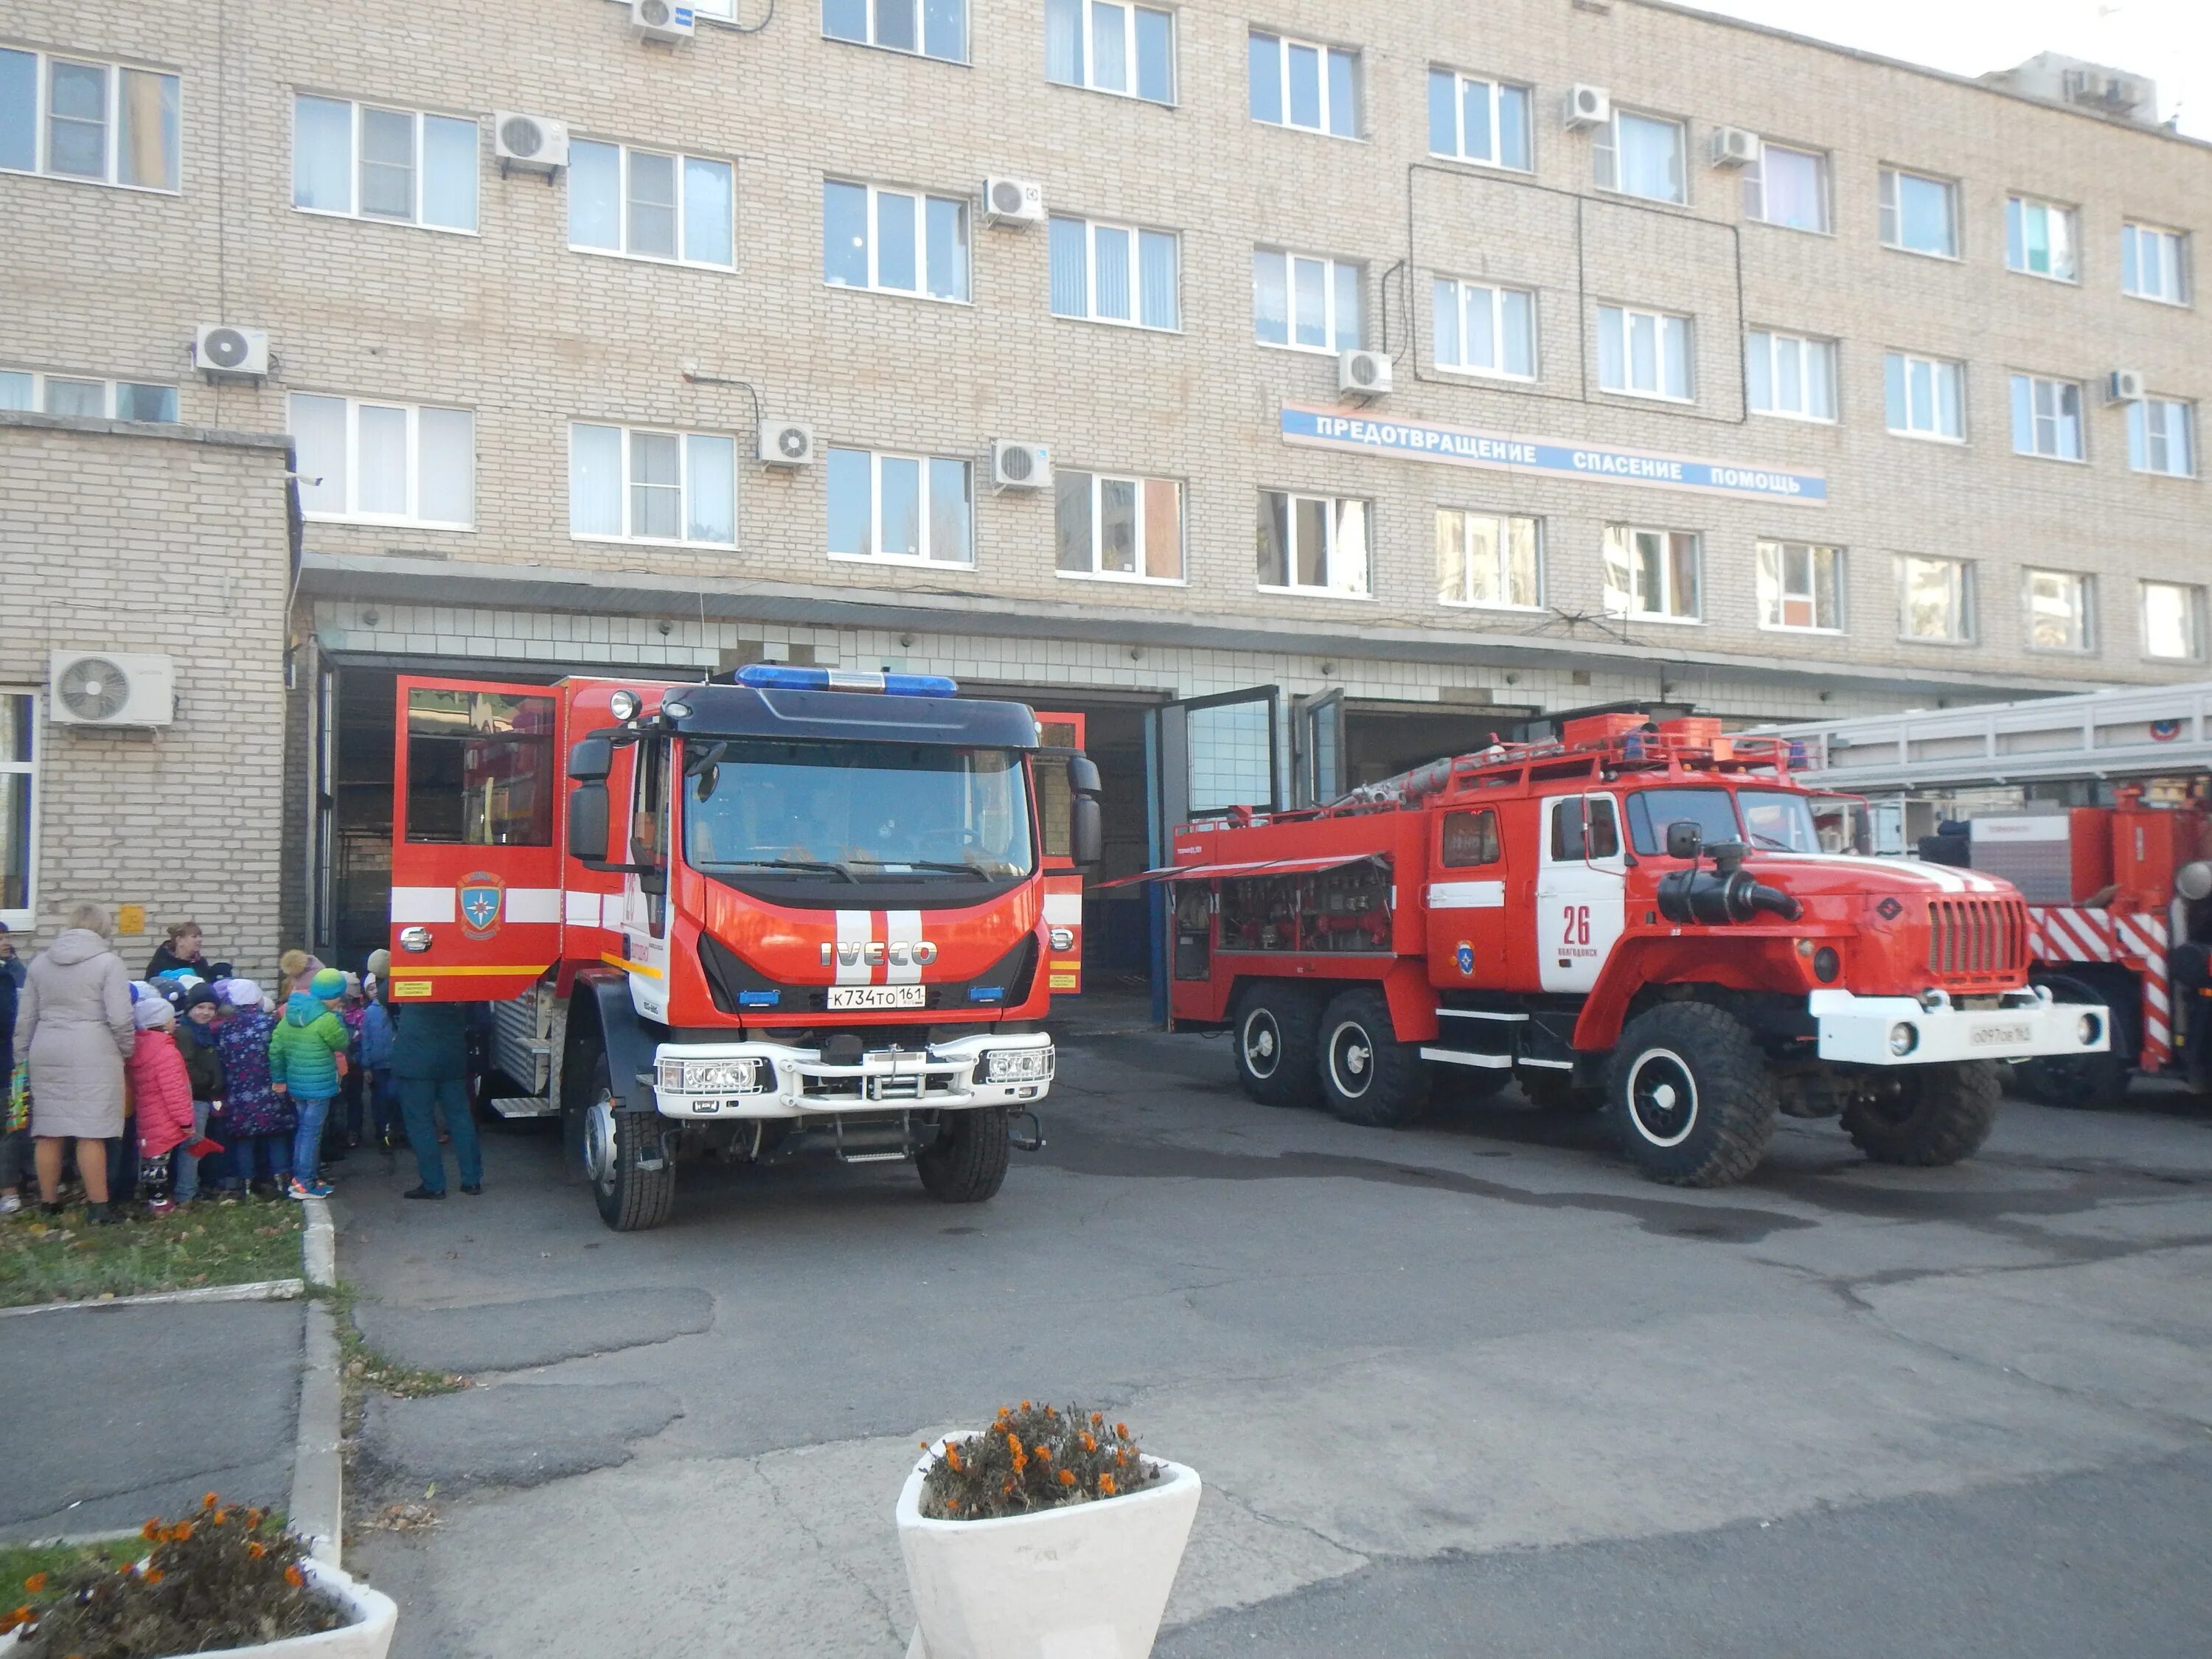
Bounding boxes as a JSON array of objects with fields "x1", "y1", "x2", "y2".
[
  {"x1": 630, "y1": 0, "x2": 695, "y2": 42},
  {"x1": 192, "y1": 324, "x2": 268, "y2": 380},
  {"x1": 493, "y1": 111, "x2": 569, "y2": 172},
  {"x1": 2105, "y1": 369, "x2": 2148, "y2": 404},
  {"x1": 1565, "y1": 84, "x2": 1611, "y2": 128},
  {"x1": 49, "y1": 652, "x2": 175, "y2": 728},
  {"x1": 1338, "y1": 349, "x2": 1393, "y2": 397},
  {"x1": 758, "y1": 420, "x2": 815, "y2": 467},
  {"x1": 991, "y1": 440, "x2": 1051, "y2": 490},
  {"x1": 983, "y1": 177, "x2": 1046, "y2": 227},
  {"x1": 1709, "y1": 125, "x2": 1760, "y2": 167}
]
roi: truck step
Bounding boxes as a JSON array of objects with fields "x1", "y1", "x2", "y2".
[
  {"x1": 490, "y1": 1096, "x2": 560, "y2": 1119},
  {"x1": 1418, "y1": 1047, "x2": 1514, "y2": 1069}
]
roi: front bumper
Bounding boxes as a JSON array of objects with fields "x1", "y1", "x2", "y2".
[
  {"x1": 1810, "y1": 986, "x2": 2108, "y2": 1067},
  {"x1": 649, "y1": 1031, "x2": 1054, "y2": 1119}
]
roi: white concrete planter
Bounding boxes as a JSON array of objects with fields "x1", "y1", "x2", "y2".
[
  {"x1": 0, "y1": 1559, "x2": 396, "y2": 1659},
  {"x1": 897, "y1": 1437, "x2": 1202, "y2": 1659}
]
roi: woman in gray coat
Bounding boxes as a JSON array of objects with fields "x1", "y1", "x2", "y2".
[{"x1": 20, "y1": 902, "x2": 135, "y2": 1222}]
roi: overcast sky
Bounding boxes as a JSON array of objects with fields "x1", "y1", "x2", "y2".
[{"x1": 1680, "y1": 0, "x2": 2210, "y2": 139}]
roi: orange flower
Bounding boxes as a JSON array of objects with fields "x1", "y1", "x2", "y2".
[
  {"x1": 173, "y1": 1521, "x2": 194, "y2": 1543},
  {"x1": 1020, "y1": 1399, "x2": 1032, "y2": 1411},
  {"x1": 1091, "y1": 1412, "x2": 1104, "y2": 1427},
  {"x1": 1034, "y1": 1444, "x2": 1051, "y2": 1461},
  {"x1": 143, "y1": 1570, "x2": 164, "y2": 1586},
  {"x1": 1099, "y1": 1474, "x2": 1116, "y2": 1498},
  {"x1": 1057, "y1": 1469, "x2": 1077, "y2": 1486},
  {"x1": 23, "y1": 1574, "x2": 47, "y2": 1593},
  {"x1": 204, "y1": 1492, "x2": 220, "y2": 1510},
  {"x1": 1115, "y1": 1423, "x2": 1130, "y2": 1439},
  {"x1": 1115, "y1": 1449, "x2": 1128, "y2": 1466},
  {"x1": 247, "y1": 1543, "x2": 267, "y2": 1560},
  {"x1": 946, "y1": 1499, "x2": 959, "y2": 1511},
  {"x1": 945, "y1": 1444, "x2": 964, "y2": 1474},
  {"x1": 1080, "y1": 1433, "x2": 1096, "y2": 1453},
  {"x1": 142, "y1": 1520, "x2": 162, "y2": 1542},
  {"x1": 284, "y1": 1565, "x2": 305, "y2": 1588},
  {"x1": 0, "y1": 1607, "x2": 32, "y2": 1635}
]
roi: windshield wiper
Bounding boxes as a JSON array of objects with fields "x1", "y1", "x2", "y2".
[
  {"x1": 696, "y1": 858, "x2": 860, "y2": 884},
  {"x1": 1746, "y1": 832, "x2": 1795, "y2": 851},
  {"x1": 843, "y1": 858, "x2": 997, "y2": 880}
]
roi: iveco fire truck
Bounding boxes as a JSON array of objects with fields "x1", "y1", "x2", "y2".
[
  {"x1": 1116, "y1": 713, "x2": 2105, "y2": 1187},
  {"x1": 386, "y1": 666, "x2": 1099, "y2": 1230}
]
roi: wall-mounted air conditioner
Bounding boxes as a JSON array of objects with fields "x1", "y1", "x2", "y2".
[
  {"x1": 2104, "y1": 369, "x2": 2147, "y2": 404},
  {"x1": 759, "y1": 420, "x2": 816, "y2": 466},
  {"x1": 631, "y1": 0, "x2": 695, "y2": 43},
  {"x1": 49, "y1": 652, "x2": 176, "y2": 727},
  {"x1": 494, "y1": 112, "x2": 570, "y2": 172},
  {"x1": 1709, "y1": 125, "x2": 1760, "y2": 167},
  {"x1": 193, "y1": 324, "x2": 269, "y2": 380},
  {"x1": 992, "y1": 440, "x2": 1051, "y2": 490},
  {"x1": 983, "y1": 177, "x2": 1046, "y2": 226},
  {"x1": 1338, "y1": 350, "x2": 1393, "y2": 397},
  {"x1": 1565, "y1": 85, "x2": 1611, "y2": 128}
]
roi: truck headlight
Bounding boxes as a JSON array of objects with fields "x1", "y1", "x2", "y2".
[
  {"x1": 1888, "y1": 1022, "x2": 1919, "y2": 1057},
  {"x1": 983, "y1": 1048, "x2": 1054, "y2": 1083},
  {"x1": 2076, "y1": 1012, "x2": 2103, "y2": 1046},
  {"x1": 658, "y1": 1057, "x2": 763, "y2": 1093}
]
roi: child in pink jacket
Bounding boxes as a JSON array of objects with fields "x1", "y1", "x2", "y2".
[{"x1": 128, "y1": 996, "x2": 198, "y2": 1216}]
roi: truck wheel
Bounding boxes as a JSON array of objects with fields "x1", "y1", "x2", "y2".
[
  {"x1": 580, "y1": 1047, "x2": 676, "y2": 1232},
  {"x1": 1232, "y1": 984, "x2": 1322, "y2": 1108},
  {"x1": 1608, "y1": 1003, "x2": 1777, "y2": 1186},
  {"x1": 1842, "y1": 1062, "x2": 2001, "y2": 1166},
  {"x1": 1318, "y1": 988, "x2": 1431, "y2": 1128},
  {"x1": 2014, "y1": 978, "x2": 2132, "y2": 1110},
  {"x1": 917, "y1": 1107, "x2": 1010, "y2": 1203}
]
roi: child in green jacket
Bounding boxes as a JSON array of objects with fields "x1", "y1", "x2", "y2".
[{"x1": 268, "y1": 967, "x2": 349, "y2": 1199}]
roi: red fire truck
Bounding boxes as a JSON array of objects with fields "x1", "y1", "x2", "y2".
[
  {"x1": 386, "y1": 665, "x2": 1099, "y2": 1230},
  {"x1": 1116, "y1": 713, "x2": 2104, "y2": 1187}
]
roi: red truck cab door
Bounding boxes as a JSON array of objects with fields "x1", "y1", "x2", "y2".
[
  {"x1": 1427, "y1": 801, "x2": 1514, "y2": 988},
  {"x1": 386, "y1": 676, "x2": 564, "y2": 1005},
  {"x1": 1035, "y1": 712, "x2": 1087, "y2": 996}
]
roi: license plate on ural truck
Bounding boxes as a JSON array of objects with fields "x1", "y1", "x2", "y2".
[
  {"x1": 827, "y1": 985, "x2": 928, "y2": 1010},
  {"x1": 1970, "y1": 1021, "x2": 2032, "y2": 1046}
]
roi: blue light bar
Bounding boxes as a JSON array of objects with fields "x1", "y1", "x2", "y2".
[{"x1": 735, "y1": 664, "x2": 959, "y2": 698}]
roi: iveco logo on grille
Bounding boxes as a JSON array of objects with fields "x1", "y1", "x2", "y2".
[{"x1": 821, "y1": 941, "x2": 939, "y2": 967}]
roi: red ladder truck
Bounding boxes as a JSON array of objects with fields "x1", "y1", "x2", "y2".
[
  {"x1": 1110, "y1": 713, "x2": 2104, "y2": 1187},
  {"x1": 386, "y1": 665, "x2": 1099, "y2": 1230}
]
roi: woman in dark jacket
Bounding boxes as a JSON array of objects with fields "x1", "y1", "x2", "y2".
[{"x1": 146, "y1": 921, "x2": 213, "y2": 981}]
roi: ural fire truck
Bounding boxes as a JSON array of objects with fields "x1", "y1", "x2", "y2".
[
  {"x1": 1117, "y1": 713, "x2": 2105, "y2": 1187},
  {"x1": 386, "y1": 666, "x2": 1099, "y2": 1230}
]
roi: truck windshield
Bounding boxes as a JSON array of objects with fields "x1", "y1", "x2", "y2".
[
  {"x1": 1735, "y1": 788, "x2": 1821, "y2": 852},
  {"x1": 683, "y1": 738, "x2": 1034, "y2": 885},
  {"x1": 1625, "y1": 786, "x2": 1820, "y2": 855}
]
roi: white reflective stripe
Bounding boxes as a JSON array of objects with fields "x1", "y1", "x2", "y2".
[
  {"x1": 390, "y1": 887, "x2": 455, "y2": 924},
  {"x1": 1043, "y1": 891, "x2": 1084, "y2": 925},
  {"x1": 1420, "y1": 1048, "x2": 1513, "y2": 1068},
  {"x1": 826, "y1": 669, "x2": 886, "y2": 692},
  {"x1": 885, "y1": 909, "x2": 925, "y2": 984},
  {"x1": 1428, "y1": 880, "x2": 1505, "y2": 909},
  {"x1": 1764, "y1": 853, "x2": 1973, "y2": 893},
  {"x1": 565, "y1": 891, "x2": 600, "y2": 927},
  {"x1": 506, "y1": 888, "x2": 561, "y2": 925},
  {"x1": 835, "y1": 908, "x2": 874, "y2": 984}
]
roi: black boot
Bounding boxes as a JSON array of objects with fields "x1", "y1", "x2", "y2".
[{"x1": 86, "y1": 1202, "x2": 122, "y2": 1226}]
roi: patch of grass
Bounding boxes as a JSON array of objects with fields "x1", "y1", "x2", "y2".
[
  {"x1": 0, "y1": 1537, "x2": 142, "y2": 1612},
  {"x1": 0, "y1": 1199, "x2": 302, "y2": 1309}
]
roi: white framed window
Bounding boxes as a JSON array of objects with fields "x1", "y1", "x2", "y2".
[
  {"x1": 1603, "y1": 525, "x2": 1700, "y2": 622},
  {"x1": 826, "y1": 447, "x2": 972, "y2": 566},
  {"x1": 1596, "y1": 305, "x2": 1691, "y2": 400},
  {"x1": 1253, "y1": 250, "x2": 1362, "y2": 353},
  {"x1": 568, "y1": 139, "x2": 734, "y2": 268},
  {"x1": 2128, "y1": 397, "x2": 2196, "y2": 478},
  {"x1": 0, "y1": 369, "x2": 176, "y2": 422},
  {"x1": 569, "y1": 422, "x2": 735, "y2": 546},
  {"x1": 1896, "y1": 554, "x2": 1972, "y2": 643},
  {"x1": 2010, "y1": 373, "x2": 2084, "y2": 462},
  {"x1": 1257, "y1": 492, "x2": 1370, "y2": 597},
  {"x1": 0, "y1": 692, "x2": 33, "y2": 925},
  {"x1": 1436, "y1": 510, "x2": 1541, "y2": 609},
  {"x1": 291, "y1": 95, "x2": 477, "y2": 232},
  {"x1": 1593, "y1": 109, "x2": 1685, "y2": 204},
  {"x1": 822, "y1": 180, "x2": 969, "y2": 301},
  {"x1": 1433, "y1": 280, "x2": 1535, "y2": 379},
  {"x1": 1248, "y1": 31, "x2": 1359, "y2": 138},
  {"x1": 1885, "y1": 352, "x2": 1964, "y2": 442},
  {"x1": 1880, "y1": 167, "x2": 1959, "y2": 258},
  {"x1": 2026, "y1": 568, "x2": 2094, "y2": 653},
  {"x1": 1742, "y1": 142, "x2": 1828, "y2": 233},
  {"x1": 1426, "y1": 68, "x2": 1530, "y2": 170},
  {"x1": 822, "y1": 0, "x2": 967, "y2": 62},
  {"x1": 2143, "y1": 581, "x2": 2205, "y2": 660},
  {"x1": 293, "y1": 394, "x2": 476, "y2": 529},
  {"x1": 1055, "y1": 470, "x2": 1183, "y2": 582},
  {"x1": 1756, "y1": 540, "x2": 1843, "y2": 632},
  {"x1": 2121, "y1": 222, "x2": 2189, "y2": 305},
  {"x1": 1746, "y1": 331, "x2": 1836, "y2": 422},
  {"x1": 0, "y1": 47, "x2": 178, "y2": 191},
  {"x1": 1048, "y1": 215, "x2": 1180, "y2": 330},
  {"x1": 2005, "y1": 195, "x2": 2076, "y2": 282},
  {"x1": 1046, "y1": 0, "x2": 1175, "y2": 104}
]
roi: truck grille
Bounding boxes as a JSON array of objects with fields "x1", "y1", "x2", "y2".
[{"x1": 1927, "y1": 897, "x2": 2028, "y2": 984}]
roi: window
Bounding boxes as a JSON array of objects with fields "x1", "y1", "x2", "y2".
[
  {"x1": 0, "y1": 48, "x2": 178, "y2": 190},
  {"x1": 822, "y1": 0, "x2": 966, "y2": 61},
  {"x1": 2128, "y1": 397, "x2": 2196, "y2": 478},
  {"x1": 2026, "y1": 569, "x2": 2093, "y2": 653},
  {"x1": 2005, "y1": 195, "x2": 2076, "y2": 282},
  {"x1": 403, "y1": 689, "x2": 555, "y2": 847},
  {"x1": 1594, "y1": 110, "x2": 1685, "y2": 204},
  {"x1": 568, "y1": 139, "x2": 734, "y2": 268},
  {"x1": 291, "y1": 95, "x2": 477, "y2": 232},
  {"x1": 569, "y1": 422, "x2": 736, "y2": 545},
  {"x1": 2121, "y1": 223, "x2": 2188, "y2": 305},
  {"x1": 1426, "y1": 68, "x2": 1530, "y2": 170},
  {"x1": 1743, "y1": 142, "x2": 1828, "y2": 232},
  {"x1": 1048, "y1": 215, "x2": 1179, "y2": 329},
  {"x1": 1602, "y1": 526, "x2": 1700, "y2": 622},
  {"x1": 1441, "y1": 808, "x2": 1500, "y2": 867},
  {"x1": 1253, "y1": 250, "x2": 1362, "y2": 352},
  {"x1": 1896, "y1": 554, "x2": 1972, "y2": 643},
  {"x1": 1550, "y1": 796, "x2": 1620, "y2": 861},
  {"x1": 2143, "y1": 581, "x2": 2204, "y2": 660},
  {"x1": 2010, "y1": 374, "x2": 2084, "y2": 461},
  {"x1": 1596, "y1": 305, "x2": 1691, "y2": 400},
  {"x1": 822, "y1": 180, "x2": 969, "y2": 301},
  {"x1": 1055, "y1": 470, "x2": 1183, "y2": 581},
  {"x1": 1746, "y1": 331, "x2": 1836, "y2": 422},
  {"x1": 1436, "y1": 510, "x2": 1540, "y2": 608},
  {"x1": 0, "y1": 369, "x2": 176, "y2": 422},
  {"x1": 1756, "y1": 540, "x2": 1843, "y2": 631},
  {"x1": 1248, "y1": 31, "x2": 1359, "y2": 138},
  {"x1": 826, "y1": 447, "x2": 972, "y2": 566},
  {"x1": 292, "y1": 394, "x2": 476, "y2": 529},
  {"x1": 1256, "y1": 493, "x2": 1370, "y2": 597},
  {"x1": 1047, "y1": 0, "x2": 1175, "y2": 103},
  {"x1": 1884, "y1": 352, "x2": 1964, "y2": 441},
  {"x1": 0, "y1": 693, "x2": 32, "y2": 922},
  {"x1": 1879, "y1": 167, "x2": 1958, "y2": 258},
  {"x1": 1433, "y1": 280, "x2": 1535, "y2": 378}
]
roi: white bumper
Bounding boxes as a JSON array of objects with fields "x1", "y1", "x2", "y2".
[
  {"x1": 1810, "y1": 986, "x2": 2109, "y2": 1066},
  {"x1": 650, "y1": 1031, "x2": 1054, "y2": 1120}
]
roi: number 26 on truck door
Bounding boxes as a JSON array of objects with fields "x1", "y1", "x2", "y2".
[{"x1": 1563, "y1": 903, "x2": 1592, "y2": 945}]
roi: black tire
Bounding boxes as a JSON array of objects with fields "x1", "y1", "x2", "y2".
[
  {"x1": 1843, "y1": 1062, "x2": 2001, "y2": 1166},
  {"x1": 1317, "y1": 988, "x2": 1431, "y2": 1128},
  {"x1": 2013, "y1": 976, "x2": 2132, "y2": 1110},
  {"x1": 917, "y1": 1107, "x2": 1010, "y2": 1203},
  {"x1": 581, "y1": 1046, "x2": 676, "y2": 1232},
  {"x1": 1231, "y1": 984, "x2": 1323, "y2": 1108},
  {"x1": 1608, "y1": 1003, "x2": 1777, "y2": 1186}
]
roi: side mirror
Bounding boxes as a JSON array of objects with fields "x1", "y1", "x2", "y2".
[
  {"x1": 568, "y1": 733, "x2": 614, "y2": 783},
  {"x1": 568, "y1": 782, "x2": 611, "y2": 862},
  {"x1": 1070, "y1": 796, "x2": 1103, "y2": 869},
  {"x1": 1666, "y1": 820, "x2": 1703, "y2": 861},
  {"x1": 1067, "y1": 754, "x2": 1102, "y2": 798}
]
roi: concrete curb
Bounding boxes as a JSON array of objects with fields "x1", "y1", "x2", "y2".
[
  {"x1": 0, "y1": 1279, "x2": 305, "y2": 1318},
  {"x1": 290, "y1": 1196, "x2": 344, "y2": 1568}
]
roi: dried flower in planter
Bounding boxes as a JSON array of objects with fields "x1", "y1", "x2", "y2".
[{"x1": 918, "y1": 1405, "x2": 1161, "y2": 1521}]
